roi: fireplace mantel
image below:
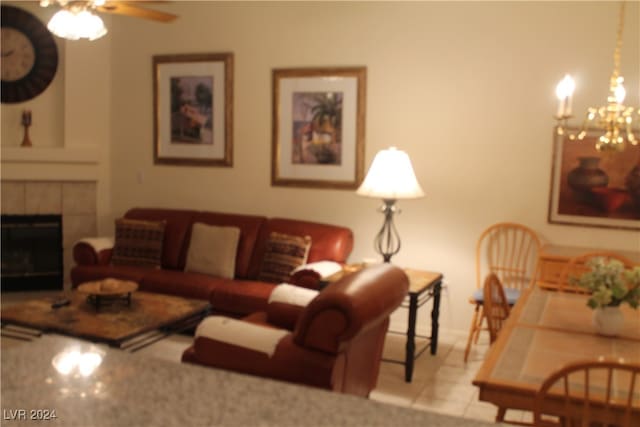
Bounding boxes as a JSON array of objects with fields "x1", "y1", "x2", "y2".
[{"x1": 1, "y1": 146, "x2": 99, "y2": 164}]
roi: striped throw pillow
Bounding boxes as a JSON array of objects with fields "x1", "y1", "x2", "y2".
[
  {"x1": 258, "y1": 232, "x2": 311, "y2": 283},
  {"x1": 111, "y1": 218, "x2": 166, "y2": 268}
]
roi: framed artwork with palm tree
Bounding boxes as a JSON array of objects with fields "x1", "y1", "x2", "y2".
[
  {"x1": 153, "y1": 53, "x2": 233, "y2": 166},
  {"x1": 272, "y1": 67, "x2": 366, "y2": 189}
]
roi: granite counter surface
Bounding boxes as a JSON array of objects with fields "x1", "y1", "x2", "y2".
[{"x1": 1, "y1": 336, "x2": 494, "y2": 427}]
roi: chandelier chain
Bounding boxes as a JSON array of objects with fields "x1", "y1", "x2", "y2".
[{"x1": 612, "y1": 1, "x2": 625, "y2": 81}]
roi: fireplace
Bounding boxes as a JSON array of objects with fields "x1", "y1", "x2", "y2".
[{"x1": 1, "y1": 215, "x2": 63, "y2": 292}]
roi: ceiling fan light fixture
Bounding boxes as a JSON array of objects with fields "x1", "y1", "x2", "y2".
[{"x1": 47, "y1": 8, "x2": 107, "y2": 41}]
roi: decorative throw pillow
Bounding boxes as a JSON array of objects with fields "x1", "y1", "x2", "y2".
[
  {"x1": 257, "y1": 232, "x2": 312, "y2": 283},
  {"x1": 184, "y1": 223, "x2": 241, "y2": 279},
  {"x1": 111, "y1": 218, "x2": 166, "y2": 268}
]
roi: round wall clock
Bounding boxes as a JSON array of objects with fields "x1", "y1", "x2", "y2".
[{"x1": 1, "y1": 5, "x2": 58, "y2": 104}]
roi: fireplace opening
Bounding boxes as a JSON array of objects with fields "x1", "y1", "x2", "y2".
[{"x1": 1, "y1": 214, "x2": 63, "y2": 292}]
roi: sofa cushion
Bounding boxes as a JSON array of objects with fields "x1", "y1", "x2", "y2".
[
  {"x1": 111, "y1": 218, "x2": 166, "y2": 268},
  {"x1": 185, "y1": 223, "x2": 240, "y2": 279},
  {"x1": 257, "y1": 232, "x2": 311, "y2": 283},
  {"x1": 195, "y1": 316, "x2": 289, "y2": 357},
  {"x1": 140, "y1": 269, "x2": 223, "y2": 301},
  {"x1": 190, "y1": 212, "x2": 266, "y2": 279},
  {"x1": 248, "y1": 218, "x2": 353, "y2": 278},
  {"x1": 209, "y1": 279, "x2": 277, "y2": 316},
  {"x1": 124, "y1": 208, "x2": 196, "y2": 270},
  {"x1": 71, "y1": 265, "x2": 149, "y2": 288}
]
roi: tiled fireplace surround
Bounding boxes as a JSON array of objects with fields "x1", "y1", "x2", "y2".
[{"x1": 1, "y1": 181, "x2": 97, "y2": 289}]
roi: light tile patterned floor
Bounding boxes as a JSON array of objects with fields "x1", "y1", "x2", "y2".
[
  {"x1": 1, "y1": 292, "x2": 526, "y2": 423},
  {"x1": 372, "y1": 332, "x2": 514, "y2": 423}
]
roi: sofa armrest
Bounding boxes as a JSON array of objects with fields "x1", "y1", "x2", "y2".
[
  {"x1": 188, "y1": 334, "x2": 336, "y2": 390},
  {"x1": 195, "y1": 316, "x2": 289, "y2": 357},
  {"x1": 268, "y1": 283, "x2": 318, "y2": 306},
  {"x1": 266, "y1": 284, "x2": 319, "y2": 329},
  {"x1": 73, "y1": 237, "x2": 114, "y2": 266}
]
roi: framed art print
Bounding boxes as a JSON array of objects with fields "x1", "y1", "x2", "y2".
[
  {"x1": 272, "y1": 67, "x2": 366, "y2": 189},
  {"x1": 153, "y1": 53, "x2": 233, "y2": 166},
  {"x1": 548, "y1": 128, "x2": 640, "y2": 230}
]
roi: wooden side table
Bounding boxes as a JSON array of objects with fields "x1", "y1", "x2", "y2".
[{"x1": 384, "y1": 269, "x2": 443, "y2": 383}]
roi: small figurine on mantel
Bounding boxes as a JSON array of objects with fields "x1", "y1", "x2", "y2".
[{"x1": 21, "y1": 110, "x2": 32, "y2": 147}]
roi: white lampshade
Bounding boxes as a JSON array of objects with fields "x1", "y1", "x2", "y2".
[
  {"x1": 356, "y1": 147, "x2": 424, "y2": 200},
  {"x1": 48, "y1": 9, "x2": 107, "y2": 41}
]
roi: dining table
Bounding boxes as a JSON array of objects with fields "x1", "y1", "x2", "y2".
[{"x1": 472, "y1": 285, "x2": 640, "y2": 421}]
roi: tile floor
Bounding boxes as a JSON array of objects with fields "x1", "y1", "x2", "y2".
[
  {"x1": 1, "y1": 292, "x2": 531, "y2": 424},
  {"x1": 372, "y1": 333, "x2": 532, "y2": 424}
]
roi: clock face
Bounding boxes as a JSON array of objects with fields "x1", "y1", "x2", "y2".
[
  {"x1": 1, "y1": 5, "x2": 59, "y2": 104},
  {"x1": 1, "y1": 27, "x2": 36, "y2": 82}
]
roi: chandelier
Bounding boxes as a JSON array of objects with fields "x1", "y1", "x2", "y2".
[
  {"x1": 40, "y1": 0, "x2": 108, "y2": 41},
  {"x1": 555, "y1": 1, "x2": 639, "y2": 152}
]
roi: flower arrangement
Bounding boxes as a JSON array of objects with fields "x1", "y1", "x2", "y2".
[{"x1": 570, "y1": 257, "x2": 640, "y2": 309}]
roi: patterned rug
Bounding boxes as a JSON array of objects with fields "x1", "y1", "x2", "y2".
[{"x1": 1, "y1": 291, "x2": 210, "y2": 346}]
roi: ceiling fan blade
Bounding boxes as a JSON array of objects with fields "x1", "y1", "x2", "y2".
[{"x1": 96, "y1": 2, "x2": 177, "y2": 22}]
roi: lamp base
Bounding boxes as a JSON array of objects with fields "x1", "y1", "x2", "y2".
[{"x1": 374, "y1": 199, "x2": 400, "y2": 263}]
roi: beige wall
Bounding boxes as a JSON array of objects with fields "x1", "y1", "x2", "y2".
[
  {"x1": 107, "y1": 1, "x2": 639, "y2": 333},
  {"x1": 2, "y1": 1, "x2": 638, "y2": 334}
]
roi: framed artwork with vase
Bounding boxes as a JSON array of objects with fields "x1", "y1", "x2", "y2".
[
  {"x1": 271, "y1": 67, "x2": 366, "y2": 189},
  {"x1": 153, "y1": 53, "x2": 233, "y2": 166},
  {"x1": 548, "y1": 127, "x2": 640, "y2": 230}
]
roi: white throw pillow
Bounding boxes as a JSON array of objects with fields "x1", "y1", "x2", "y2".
[
  {"x1": 292, "y1": 260, "x2": 343, "y2": 278},
  {"x1": 185, "y1": 223, "x2": 240, "y2": 279}
]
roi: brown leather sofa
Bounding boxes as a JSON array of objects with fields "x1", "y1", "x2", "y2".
[
  {"x1": 71, "y1": 207, "x2": 353, "y2": 317},
  {"x1": 182, "y1": 264, "x2": 409, "y2": 397}
]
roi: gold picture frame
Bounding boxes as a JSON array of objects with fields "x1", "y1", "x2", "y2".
[
  {"x1": 153, "y1": 53, "x2": 233, "y2": 166},
  {"x1": 272, "y1": 67, "x2": 366, "y2": 189},
  {"x1": 547, "y1": 127, "x2": 640, "y2": 230}
]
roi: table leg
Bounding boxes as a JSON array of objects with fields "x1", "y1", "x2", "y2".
[
  {"x1": 405, "y1": 293, "x2": 418, "y2": 382},
  {"x1": 430, "y1": 279, "x2": 442, "y2": 355}
]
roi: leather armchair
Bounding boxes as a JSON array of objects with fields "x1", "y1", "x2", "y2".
[{"x1": 182, "y1": 263, "x2": 409, "y2": 397}]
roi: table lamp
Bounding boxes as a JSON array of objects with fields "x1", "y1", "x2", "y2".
[{"x1": 356, "y1": 147, "x2": 424, "y2": 262}]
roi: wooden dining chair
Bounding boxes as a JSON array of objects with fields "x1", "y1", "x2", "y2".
[
  {"x1": 534, "y1": 359, "x2": 640, "y2": 427},
  {"x1": 483, "y1": 273, "x2": 511, "y2": 344},
  {"x1": 556, "y1": 251, "x2": 637, "y2": 294},
  {"x1": 464, "y1": 222, "x2": 541, "y2": 362},
  {"x1": 483, "y1": 273, "x2": 525, "y2": 425}
]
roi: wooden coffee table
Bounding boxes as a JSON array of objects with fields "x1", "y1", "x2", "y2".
[{"x1": 1, "y1": 291, "x2": 210, "y2": 351}]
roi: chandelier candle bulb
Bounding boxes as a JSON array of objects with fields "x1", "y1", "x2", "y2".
[
  {"x1": 614, "y1": 79, "x2": 626, "y2": 104},
  {"x1": 555, "y1": 74, "x2": 575, "y2": 117}
]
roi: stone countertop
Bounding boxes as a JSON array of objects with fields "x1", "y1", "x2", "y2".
[{"x1": 1, "y1": 336, "x2": 494, "y2": 427}]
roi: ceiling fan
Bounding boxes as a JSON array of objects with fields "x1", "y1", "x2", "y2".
[
  {"x1": 39, "y1": 1, "x2": 177, "y2": 40},
  {"x1": 40, "y1": 0, "x2": 177, "y2": 22}
]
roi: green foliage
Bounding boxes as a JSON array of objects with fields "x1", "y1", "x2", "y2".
[
  {"x1": 569, "y1": 258, "x2": 640, "y2": 309},
  {"x1": 311, "y1": 93, "x2": 342, "y2": 130}
]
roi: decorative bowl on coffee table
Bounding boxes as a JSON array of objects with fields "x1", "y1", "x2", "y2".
[{"x1": 77, "y1": 278, "x2": 139, "y2": 310}]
